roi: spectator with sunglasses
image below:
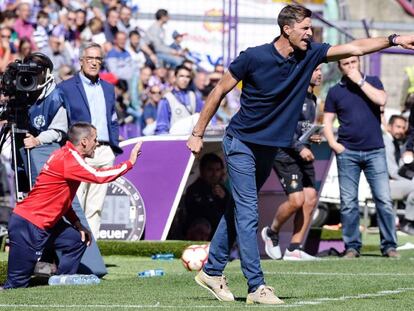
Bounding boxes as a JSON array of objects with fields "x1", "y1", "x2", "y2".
[{"x1": 142, "y1": 84, "x2": 163, "y2": 136}]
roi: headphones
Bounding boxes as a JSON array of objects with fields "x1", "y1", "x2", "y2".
[
  {"x1": 24, "y1": 52, "x2": 55, "y2": 89},
  {"x1": 29, "y1": 52, "x2": 54, "y2": 71}
]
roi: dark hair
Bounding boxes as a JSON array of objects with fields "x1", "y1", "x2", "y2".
[
  {"x1": 337, "y1": 56, "x2": 360, "y2": 67},
  {"x1": 2, "y1": 10, "x2": 17, "y2": 20},
  {"x1": 175, "y1": 65, "x2": 191, "y2": 76},
  {"x1": 18, "y1": 37, "x2": 32, "y2": 53},
  {"x1": 200, "y1": 153, "x2": 224, "y2": 171},
  {"x1": 75, "y1": 9, "x2": 86, "y2": 16},
  {"x1": 116, "y1": 79, "x2": 128, "y2": 92},
  {"x1": 106, "y1": 7, "x2": 118, "y2": 18},
  {"x1": 68, "y1": 122, "x2": 96, "y2": 145},
  {"x1": 389, "y1": 114, "x2": 407, "y2": 126},
  {"x1": 115, "y1": 31, "x2": 127, "y2": 39},
  {"x1": 155, "y1": 9, "x2": 168, "y2": 20},
  {"x1": 129, "y1": 30, "x2": 140, "y2": 38},
  {"x1": 37, "y1": 10, "x2": 48, "y2": 20},
  {"x1": 277, "y1": 5, "x2": 312, "y2": 33}
]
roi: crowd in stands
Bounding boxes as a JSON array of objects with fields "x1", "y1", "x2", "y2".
[
  {"x1": 3, "y1": 1, "x2": 414, "y2": 246},
  {"x1": 0, "y1": 2, "x2": 240, "y2": 140}
]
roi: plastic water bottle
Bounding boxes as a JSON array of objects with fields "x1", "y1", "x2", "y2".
[
  {"x1": 48, "y1": 274, "x2": 100, "y2": 286},
  {"x1": 137, "y1": 269, "x2": 165, "y2": 278},
  {"x1": 151, "y1": 253, "x2": 174, "y2": 260}
]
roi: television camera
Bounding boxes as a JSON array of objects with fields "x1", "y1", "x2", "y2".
[{"x1": 0, "y1": 53, "x2": 54, "y2": 200}]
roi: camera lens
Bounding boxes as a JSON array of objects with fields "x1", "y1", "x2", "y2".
[{"x1": 16, "y1": 73, "x2": 37, "y2": 91}]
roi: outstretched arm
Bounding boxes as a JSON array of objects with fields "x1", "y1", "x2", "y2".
[
  {"x1": 64, "y1": 142, "x2": 143, "y2": 183},
  {"x1": 326, "y1": 35, "x2": 414, "y2": 62}
]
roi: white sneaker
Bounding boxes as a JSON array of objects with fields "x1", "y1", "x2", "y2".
[
  {"x1": 261, "y1": 227, "x2": 282, "y2": 260},
  {"x1": 195, "y1": 270, "x2": 235, "y2": 302},
  {"x1": 246, "y1": 285, "x2": 284, "y2": 304},
  {"x1": 283, "y1": 249, "x2": 319, "y2": 261}
]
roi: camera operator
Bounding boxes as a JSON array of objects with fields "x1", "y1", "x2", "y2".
[{"x1": 20, "y1": 52, "x2": 67, "y2": 186}]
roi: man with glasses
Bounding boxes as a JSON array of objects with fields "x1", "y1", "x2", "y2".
[
  {"x1": 142, "y1": 84, "x2": 162, "y2": 135},
  {"x1": 58, "y1": 43, "x2": 121, "y2": 277},
  {"x1": 59, "y1": 42, "x2": 121, "y2": 240},
  {"x1": 58, "y1": 43, "x2": 122, "y2": 276}
]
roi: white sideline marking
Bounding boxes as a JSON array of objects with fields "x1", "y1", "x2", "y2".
[
  {"x1": 264, "y1": 271, "x2": 414, "y2": 276},
  {"x1": 113, "y1": 271, "x2": 414, "y2": 277},
  {"x1": 0, "y1": 288, "x2": 413, "y2": 309}
]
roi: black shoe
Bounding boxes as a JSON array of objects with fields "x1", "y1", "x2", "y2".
[{"x1": 33, "y1": 261, "x2": 57, "y2": 277}]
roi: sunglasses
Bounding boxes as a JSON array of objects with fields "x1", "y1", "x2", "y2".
[{"x1": 150, "y1": 90, "x2": 162, "y2": 94}]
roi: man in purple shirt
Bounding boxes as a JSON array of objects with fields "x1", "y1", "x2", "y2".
[{"x1": 155, "y1": 65, "x2": 203, "y2": 134}]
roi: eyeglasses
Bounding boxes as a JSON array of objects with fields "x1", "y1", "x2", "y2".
[
  {"x1": 150, "y1": 90, "x2": 162, "y2": 95},
  {"x1": 83, "y1": 56, "x2": 103, "y2": 64},
  {"x1": 1, "y1": 35, "x2": 11, "y2": 39}
]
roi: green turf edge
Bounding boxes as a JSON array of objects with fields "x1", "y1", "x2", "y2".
[
  {"x1": 309, "y1": 227, "x2": 343, "y2": 240},
  {"x1": 97, "y1": 240, "x2": 208, "y2": 257},
  {"x1": 0, "y1": 241, "x2": 208, "y2": 284},
  {"x1": 0, "y1": 261, "x2": 6, "y2": 284}
]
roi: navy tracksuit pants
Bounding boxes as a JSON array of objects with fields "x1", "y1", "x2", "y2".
[{"x1": 4, "y1": 213, "x2": 87, "y2": 289}]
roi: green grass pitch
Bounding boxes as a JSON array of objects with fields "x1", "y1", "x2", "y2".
[
  {"x1": 1, "y1": 237, "x2": 414, "y2": 310},
  {"x1": 0, "y1": 250, "x2": 414, "y2": 311}
]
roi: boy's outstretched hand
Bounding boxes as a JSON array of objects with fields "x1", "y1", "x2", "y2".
[{"x1": 129, "y1": 141, "x2": 143, "y2": 165}]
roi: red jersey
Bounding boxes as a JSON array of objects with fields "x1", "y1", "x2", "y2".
[{"x1": 14, "y1": 141, "x2": 132, "y2": 230}]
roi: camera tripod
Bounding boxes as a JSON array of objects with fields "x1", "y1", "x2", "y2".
[{"x1": 0, "y1": 122, "x2": 33, "y2": 202}]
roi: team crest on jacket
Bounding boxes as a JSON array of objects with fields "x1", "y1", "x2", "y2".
[{"x1": 34, "y1": 115, "x2": 46, "y2": 129}]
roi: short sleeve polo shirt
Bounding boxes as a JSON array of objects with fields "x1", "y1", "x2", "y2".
[
  {"x1": 324, "y1": 75, "x2": 384, "y2": 151},
  {"x1": 226, "y1": 39, "x2": 330, "y2": 147}
]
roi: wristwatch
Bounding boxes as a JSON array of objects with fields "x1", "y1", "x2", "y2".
[
  {"x1": 388, "y1": 34, "x2": 399, "y2": 46},
  {"x1": 357, "y1": 77, "x2": 366, "y2": 87}
]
